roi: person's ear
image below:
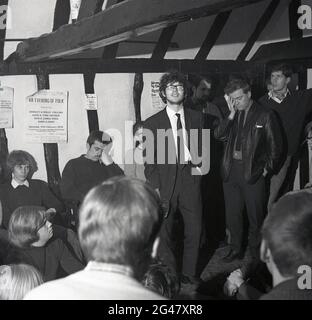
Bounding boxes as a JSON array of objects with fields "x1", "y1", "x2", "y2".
[
  {"x1": 151, "y1": 237, "x2": 160, "y2": 259},
  {"x1": 86, "y1": 143, "x2": 90, "y2": 151},
  {"x1": 247, "y1": 91, "x2": 252, "y2": 99},
  {"x1": 260, "y1": 239, "x2": 271, "y2": 263}
]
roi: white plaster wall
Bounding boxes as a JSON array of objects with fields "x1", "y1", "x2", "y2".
[
  {"x1": 208, "y1": 1, "x2": 269, "y2": 60},
  {"x1": 49, "y1": 74, "x2": 89, "y2": 175},
  {"x1": 95, "y1": 73, "x2": 135, "y2": 167},
  {"x1": 140, "y1": 73, "x2": 165, "y2": 121},
  {"x1": 246, "y1": 1, "x2": 290, "y2": 60},
  {"x1": 4, "y1": 0, "x2": 56, "y2": 59},
  {"x1": 164, "y1": 15, "x2": 215, "y2": 60},
  {"x1": 0, "y1": 75, "x2": 47, "y2": 181}
]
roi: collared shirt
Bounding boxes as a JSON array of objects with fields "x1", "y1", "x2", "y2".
[
  {"x1": 11, "y1": 178, "x2": 29, "y2": 189},
  {"x1": 166, "y1": 106, "x2": 191, "y2": 162},
  {"x1": 268, "y1": 88, "x2": 291, "y2": 104},
  {"x1": 85, "y1": 261, "x2": 134, "y2": 278}
]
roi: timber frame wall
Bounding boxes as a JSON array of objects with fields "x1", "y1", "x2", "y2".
[{"x1": 0, "y1": 58, "x2": 266, "y2": 193}]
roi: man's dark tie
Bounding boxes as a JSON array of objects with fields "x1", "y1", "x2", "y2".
[
  {"x1": 176, "y1": 113, "x2": 185, "y2": 164},
  {"x1": 235, "y1": 110, "x2": 245, "y2": 151}
]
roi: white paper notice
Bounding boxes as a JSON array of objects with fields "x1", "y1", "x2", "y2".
[
  {"x1": 85, "y1": 94, "x2": 98, "y2": 110},
  {"x1": 151, "y1": 81, "x2": 165, "y2": 110},
  {"x1": 24, "y1": 90, "x2": 68, "y2": 143},
  {"x1": 0, "y1": 86, "x2": 14, "y2": 128}
]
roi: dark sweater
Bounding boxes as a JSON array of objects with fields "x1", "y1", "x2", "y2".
[
  {"x1": 60, "y1": 155, "x2": 124, "y2": 203},
  {"x1": 258, "y1": 89, "x2": 312, "y2": 156},
  {"x1": 5, "y1": 238, "x2": 84, "y2": 282},
  {"x1": 0, "y1": 179, "x2": 64, "y2": 229}
]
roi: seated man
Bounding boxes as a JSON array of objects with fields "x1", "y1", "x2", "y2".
[
  {"x1": 60, "y1": 130, "x2": 124, "y2": 217},
  {"x1": 25, "y1": 176, "x2": 165, "y2": 300},
  {"x1": 0, "y1": 150, "x2": 84, "y2": 263},
  {"x1": 224, "y1": 190, "x2": 312, "y2": 300},
  {"x1": 0, "y1": 150, "x2": 64, "y2": 229}
]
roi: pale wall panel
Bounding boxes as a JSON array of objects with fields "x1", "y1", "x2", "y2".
[
  {"x1": 49, "y1": 74, "x2": 89, "y2": 175},
  {"x1": 1, "y1": 75, "x2": 47, "y2": 181},
  {"x1": 95, "y1": 73, "x2": 135, "y2": 167},
  {"x1": 4, "y1": 0, "x2": 57, "y2": 59}
]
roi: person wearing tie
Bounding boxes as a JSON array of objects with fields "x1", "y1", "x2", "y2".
[
  {"x1": 215, "y1": 78, "x2": 283, "y2": 263},
  {"x1": 144, "y1": 71, "x2": 206, "y2": 285}
]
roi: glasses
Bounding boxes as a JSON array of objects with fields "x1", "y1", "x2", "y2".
[{"x1": 166, "y1": 84, "x2": 184, "y2": 92}]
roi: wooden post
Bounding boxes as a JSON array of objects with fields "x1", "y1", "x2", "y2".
[
  {"x1": 36, "y1": 74, "x2": 62, "y2": 198},
  {"x1": 83, "y1": 72, "x2": 99, "y2": 132},
  {"x1": 52, "y1": 0, "x2": 71, "y2": 31},
  {"x1": 133, "y1": 73, "x2": 143, "y2": 122},
  {"x1": 0, "y1": 128, "x2": 8, "y2": 183}
]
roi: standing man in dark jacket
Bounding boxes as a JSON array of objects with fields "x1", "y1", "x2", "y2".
[
  {"x1": 144, "y1": 71, "x2": 208, "y2": 284},
  {"x1": 215, "y1": 79, "x2": 282, "y2": 262},
  {"x1": 258, "y1": 63, "x2": 312, "y2": 212}
]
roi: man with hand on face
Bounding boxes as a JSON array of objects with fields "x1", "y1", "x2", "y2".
[
  {"x1": 60, "y1": 130, "x2": 124, "y2": 211},
  {"x1": 215, "y1": 78, "x2": 282, "y2": 263},
  {"x1": 144, "y1": 71, "x2": 206, "y2": 285}
]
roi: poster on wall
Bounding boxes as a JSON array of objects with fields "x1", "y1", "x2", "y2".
[
  {"x1": 151, "y1": 81, "x2": 165, "y2": 110},
  {"x1": 85, "y1": 93, "x2": 98, "y2": 110},
  {"x1": 0, "y1": 86, "x2": 14, "y2": 128},
  {"x1": 24, "y1": 90, "x2": 68, "y2": 143}
]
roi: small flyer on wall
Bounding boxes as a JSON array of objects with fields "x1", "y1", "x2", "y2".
[
  {"x1": 85, "y1": 93, "x2": 98, "y2": 110},
  {"x1": 151, "y1": 81, "x2": 165, "y2": 110},
  {"x1": 24, "y1": 90, "x2": 68, "y2": 143},
  {"x1": 0, "y1": 86, "x2": 14, "y2": 128}
]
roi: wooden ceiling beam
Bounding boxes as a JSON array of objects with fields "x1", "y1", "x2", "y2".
[{"x1": 15, "y1": 0, "x2": 266, "y2": 62}]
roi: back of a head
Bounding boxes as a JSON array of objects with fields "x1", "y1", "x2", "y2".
[
  {"x1": 263, "y1": 190, "x2": 312, "y2": 278},
  {"x1": 0, "y1": 264, "x2": 43, "y2": 300},
  {"x1": 78, "y1": 176, "x2": 163, "y2": 279},
  {"x1": 8, "y1": 206, "x2": 46, "y2": 248}
]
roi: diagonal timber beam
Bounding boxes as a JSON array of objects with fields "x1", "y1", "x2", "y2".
[{"x1": 15, "y1": 0, "x2": 266, "y2": 62}]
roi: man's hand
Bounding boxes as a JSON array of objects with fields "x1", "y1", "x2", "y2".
[
  {"x1": 223, "y1": 268, "x2": 245, "y2": 297},
  {"x1": 263, "y1": 168, "x2": 268, "y2": 177},
  {"x1": 228, "y1": 269, "x2": 245, "y2": 288},
  {"x1": 101, "y1": 143, "x2": 114, "y2": 165},
  {"x1": 224, "y1": 94, "x2": 236, "y2": 120}
]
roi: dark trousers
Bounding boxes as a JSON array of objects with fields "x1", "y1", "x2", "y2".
[
  {"x1": 157, "y1": 165, "x2": 202, "y2": 277},
  {"x1": 223, "y1": 161, "x2": 266, "y2": 258}
]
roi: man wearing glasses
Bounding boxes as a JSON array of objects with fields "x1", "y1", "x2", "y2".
[{"x1": 144, "y1": 71, "x2": 205, "y2": 285}]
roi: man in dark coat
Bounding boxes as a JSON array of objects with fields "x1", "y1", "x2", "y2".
[
  {"x1": 144, "y1": 71, "x2": 208, "y2": 284},
  {"x1": 215, "y1": 78, "x2": 283, "y2": 262}
]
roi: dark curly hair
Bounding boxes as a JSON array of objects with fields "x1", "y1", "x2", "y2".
[{"x1": 159, "y1": 71, "x2": 188, "y2": 103}]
